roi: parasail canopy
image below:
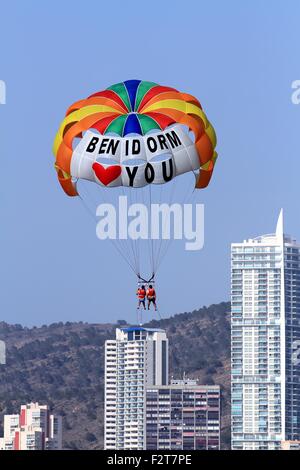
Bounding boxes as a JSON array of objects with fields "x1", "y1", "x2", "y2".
[
  {"x1": 52, "y1": 80, "x2": 218, "y2": 282},
  {"x1": 53, "y1": 80, "x2": 218, "y2": 197}
]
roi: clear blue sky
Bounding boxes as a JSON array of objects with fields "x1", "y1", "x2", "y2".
[{"x1": 0, "y1": 0, "x2": 299, "y2": 326}]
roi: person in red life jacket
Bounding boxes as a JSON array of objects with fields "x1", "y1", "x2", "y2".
[
  {"x1": 146, "y1": 285, "x2": 157, "y2": 311},
  {"x1": 136, "y1": 285, "x2": 146, "y2": 310}
]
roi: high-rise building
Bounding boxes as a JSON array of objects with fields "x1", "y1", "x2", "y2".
[
  {"x1": 0, "y1": 415, "x2": 19, "y2": 450},
  {"x1": 231, "y1": 210, "x2": 300, "y2": 450},
  {"x1": 104, "y1": 327, "x2": 168, "y2": 450},
  {"x1": 0, "y1": 403, "x2": 62, "y2": 450},
  {"x1": 146, "y1": 380, "x2": 220, "y2": 450}
]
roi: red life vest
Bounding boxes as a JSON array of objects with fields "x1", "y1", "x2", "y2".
[
  {"x1": 137, "y1": 288, "x2": 146, "y2": 299},
  {"x1": 147, "y1": 288, "x2": 155, "y2": 297}
]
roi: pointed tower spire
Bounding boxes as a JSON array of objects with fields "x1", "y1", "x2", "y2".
[{"x1": 276, "y1": 208, "x2": 284, "y2": 238}]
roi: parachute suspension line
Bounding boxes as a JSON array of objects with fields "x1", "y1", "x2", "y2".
[
  {"x1": 134, "y1": 188, "x2": 141, "y2": 276},
  {"x1": 86, "y1": 182, "x2": 138, "y2": 274},
  {"x1": 107, "y1": 186, "x2": 138, "y2": 273},
  {"x1": 137, "y1": 304, "x2": 163, "y2": 326},
  {"x1": 148, "y1": 185, "x2": 155, "y2": 281},
  {"x1": 154, "y1": 176, "x2": 178, "y2": 274},
  {"x1": 157, "y1": 175, "x2": 177, "y2": 269},
  {"x1": 157, "y1": 181, "x2": 195, "y2": 272},
  {"x1": 156, "y1": 131, "x2": 197, "y2": 270},
  {"x1": 136, "y1": 306, "x2": 143, "y2": 326},
  {"x1": 148, "y1": 184, "x2": 155, "y2": 279},
  {"x1": 94, "y1": 183, "x2": 137, "y2": 275},
  {"x1": 133, "y1": 186, "x2": 141, "y2": 277},
  {"x1": 78, "y1": 191, "x2": 137, "y2": 275},
  {"x1": 135, "y1": 183, "x2": 153, "y2": 281},
  {"x1": 152, "y1": 182, "x2": 163, "y2": 275},
  {"x1": 152, "y1": 180, "x2": 169, "y2": 272},
  {"x1": 156, "y1": 177, "x2": 196, "y2": 273},
  {"x1": 121, "y1": 185, "x2": 140, "y2": 275},
  {"x1": 156, "y1": 307, "x2": 163, "y2": 321},
  {"x1": 77, "y1": 188, "x2": 138, "y2": 277},
  {"x1": 142, "y1": 185, "x2": 149, "y2": 278},
  {"x1": 132, "y1": 187, "x2": 141, "y2": 276}
]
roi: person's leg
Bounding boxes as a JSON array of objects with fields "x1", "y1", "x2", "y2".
[{"x1": 147, "y1": 299, "x2": 150, "y2": 310}]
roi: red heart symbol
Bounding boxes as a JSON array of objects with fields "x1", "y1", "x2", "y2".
[{"x1": 92, "y1": 162, "x2": 122, "y2": 186}]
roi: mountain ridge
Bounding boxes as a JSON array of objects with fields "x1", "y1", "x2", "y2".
[{"x1": 0, "y1": 301, "x2": 231, "y2": 449}]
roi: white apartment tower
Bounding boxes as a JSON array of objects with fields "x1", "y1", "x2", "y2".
[
  {"x1": 105, "y1": 327, "x2": 168, "y2": 450},
  {"x1": 231, "y1": 210, "x2": 300, "y2": 449}
]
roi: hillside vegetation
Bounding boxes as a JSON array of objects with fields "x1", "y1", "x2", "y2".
[{"x1": 0, "y1": 301, "x2": 230, "y2": 449}]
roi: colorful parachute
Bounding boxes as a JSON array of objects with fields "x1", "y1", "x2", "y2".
[
  {"x1": 53, "y1": 80, "x2": 218, "y2": 281},
  {"x1": 53, "y1": 80, "x2": 217, "y2": 196}
]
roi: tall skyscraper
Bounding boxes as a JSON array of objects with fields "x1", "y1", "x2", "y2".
[
  {"x1": 231, "y1": 210, "x2": 300, "y2": 449},
  {"x1": 0, "y1": 403, "x2": 62, "y2": 450},
  {"x1": 104, "y1": 327, "x2": 168, "y2": 450},
  {"x1": 146, "y1": 380, "x2": 220, "y2": 450}
]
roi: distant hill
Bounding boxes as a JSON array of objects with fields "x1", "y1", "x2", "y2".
[{"x1": 0, "y1": 301, "x2": 231, "y2": 449}]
